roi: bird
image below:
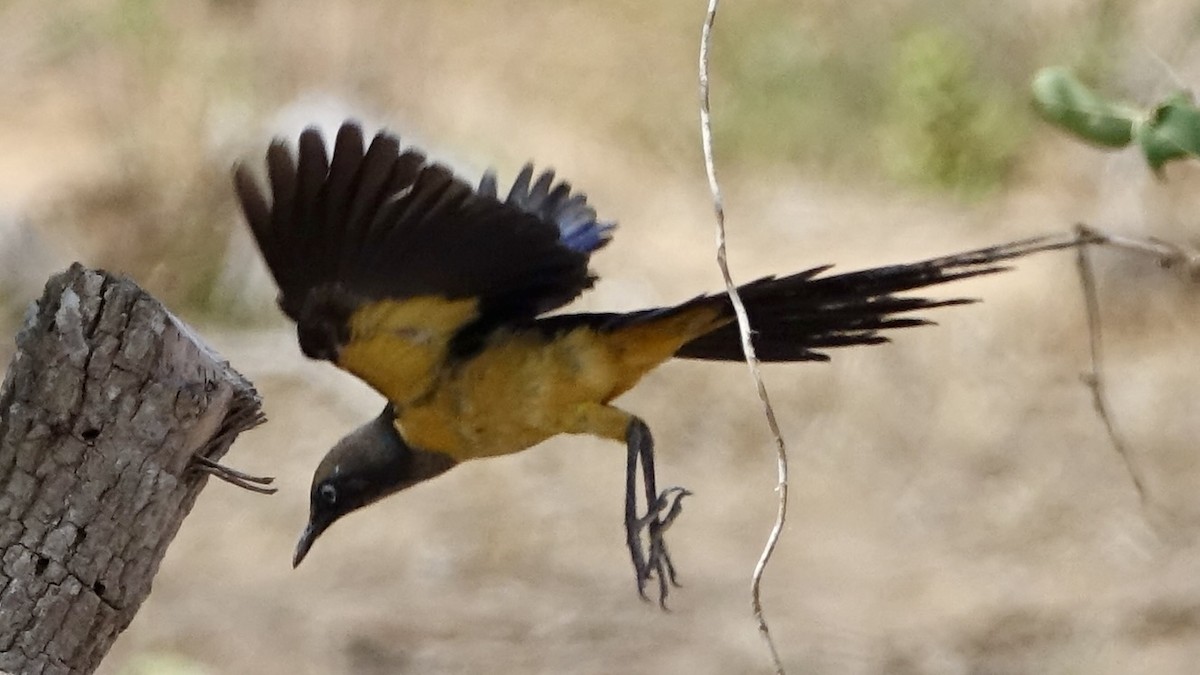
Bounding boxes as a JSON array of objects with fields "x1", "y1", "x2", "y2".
[{"x1": 233, "y1": 120, "x2": 1077, "y2": 607}]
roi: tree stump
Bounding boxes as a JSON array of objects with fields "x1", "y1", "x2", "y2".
[{"x1": 0, "y1": 264, "x2": 266, "y2": 674}]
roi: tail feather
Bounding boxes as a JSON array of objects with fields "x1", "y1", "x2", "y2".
[{"x1": 674, "y1": 234, "x2": 1078, "y2": 362}]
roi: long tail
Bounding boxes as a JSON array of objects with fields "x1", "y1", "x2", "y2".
[{"x1": 673, "y1": 233, "x2": 1080, "y2": 362}]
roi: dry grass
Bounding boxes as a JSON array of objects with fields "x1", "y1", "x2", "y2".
[{"x1": 1, "y1": 1, "x2": 1200, "y2": 673}]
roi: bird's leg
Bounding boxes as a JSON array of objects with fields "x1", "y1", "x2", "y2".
[
  {"x1": 191, "y1": 454, "x2": 278, "y2": 494},
  {"x1": 625, "y1": 417, "x2": 691, "y2": 609}
]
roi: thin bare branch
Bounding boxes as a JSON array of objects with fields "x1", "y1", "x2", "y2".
[
  {"x1": 1076, "y1": 224, "x2": 1200, "y2": 280},
  {"x1": 1072, "y1": 224, "x2": 1155, "y2": 503},
  {"x1": 699, "y1": 2, "x2": 787, "y2": 673},
  {"x1": 1071, "y1": 222, "x2": 1200, "y2": 502}
]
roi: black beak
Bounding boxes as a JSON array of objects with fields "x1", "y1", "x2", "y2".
[{"x1": 293, "y1": 515, "x2": 332, "y2": 567}]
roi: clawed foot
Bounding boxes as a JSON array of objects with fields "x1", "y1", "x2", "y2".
[
  {"x1": 627, "y1": 486, "x2": 692, "y2": 608},
  {"x1": 191, "y1": 454, "x2": 278, "y2": 494},
  {"x1": 625, "y1": 417, "x2": 691, "y2": 609}
]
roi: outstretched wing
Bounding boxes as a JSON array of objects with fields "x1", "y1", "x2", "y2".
[
  {"x1": 234, "y1": 121, "x2": 614, "y2": 404},
  {"x1": 235, "y1": 122, "x2": 614, "y2": 329}
]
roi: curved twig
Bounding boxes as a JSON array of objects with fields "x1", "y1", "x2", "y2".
[{"x1": 699, "y1": 2, "x2": 787, "y2": 673}]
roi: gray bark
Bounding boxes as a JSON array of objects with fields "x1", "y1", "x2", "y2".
[{"x1": 0, "y1": 264, "x2": 265, "y2": 674}]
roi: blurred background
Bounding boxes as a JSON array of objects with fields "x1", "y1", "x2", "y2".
[{"x1": 1, "y1": 1, "x2": 1199, "y2": 673}]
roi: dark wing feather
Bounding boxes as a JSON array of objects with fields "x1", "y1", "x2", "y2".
[{"x1": 234, "y1": 121, "x2": 615, "y2": 331}]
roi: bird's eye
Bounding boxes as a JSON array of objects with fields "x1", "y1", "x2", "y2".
[{"x1": 318, "y1": 484, "x2": 337, "y2": 504}]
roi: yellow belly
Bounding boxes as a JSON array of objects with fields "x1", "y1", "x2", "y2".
[
  {"x1": 397, "y1": 328, "x2": 614, "y2": 459},
  {"x1": 395, "y1": 306, "x2": 725, "y2": 461}
]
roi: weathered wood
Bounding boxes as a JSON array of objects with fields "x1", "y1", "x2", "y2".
[{"x1": 0, "y1": 264, "x2": 265, "y2": 674}]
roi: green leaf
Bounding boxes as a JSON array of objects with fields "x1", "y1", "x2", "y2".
[
  {"x1": 1134, "y1": 91, "x2": 1200, "y2": 174},
  {"x1": 1031, "y1": 67, "x2": 1137, "y2": 148}
]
